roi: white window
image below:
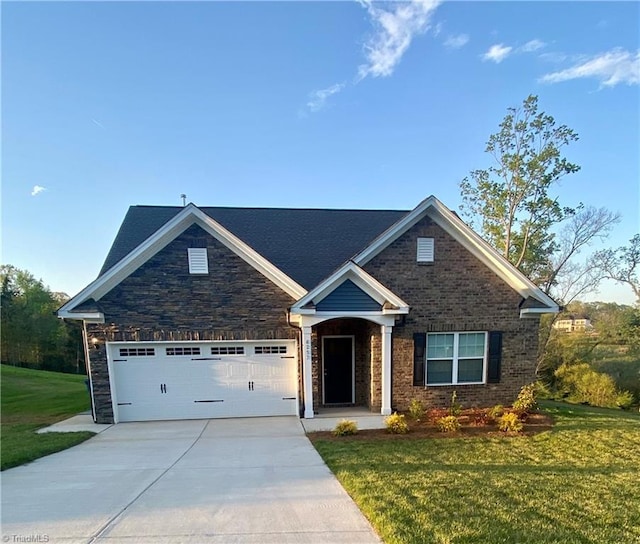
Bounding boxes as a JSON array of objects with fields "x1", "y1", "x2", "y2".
[
  {"x1": 188, "y1": 248, "x2": 209, "y2": 274},
  {"x1": 417, "y1": 238, "x2": 434, "y2": 263},
  {"x1": 426, "y1": 332, "x2": 486, "y2": 385}
]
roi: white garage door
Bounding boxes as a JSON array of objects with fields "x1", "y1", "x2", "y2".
[{"x1": 108, "y1": 341, "x2": 298, "y2": 422}]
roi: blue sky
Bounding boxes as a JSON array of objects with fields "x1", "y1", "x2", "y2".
[{"x1": 2, "y1": 1, "x2": 639, "y2": 304}]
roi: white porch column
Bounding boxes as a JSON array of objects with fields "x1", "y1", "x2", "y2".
[
  {"x1": 381, "y1": 324, "x2": 393, "y2": 416},
  {"x1": 302, "y1": 326, "x2": 314, "y2": 418}
]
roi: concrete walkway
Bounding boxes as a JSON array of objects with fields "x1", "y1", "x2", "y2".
[{"x1": 2, "y1": 417, "x2": 380, "y2": 543}]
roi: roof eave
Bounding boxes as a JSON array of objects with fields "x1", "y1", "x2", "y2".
[{"x1": 58, "y1": 203, "x2": 307, "y2": 316}]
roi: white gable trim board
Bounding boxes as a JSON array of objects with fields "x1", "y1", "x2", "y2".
[
  {"x1": 58, "y1": 204, "x2": 307, "y2": 319},
  {"x1": 107, "y1": 340, "x2": 298, "y2": 423},
  {"x1": 353, "y1": 195, "x2": 558, "y2": 315}
]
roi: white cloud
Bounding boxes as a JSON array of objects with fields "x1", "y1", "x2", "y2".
[
  {"x1": 540, "y1": 48, "x2": 640, "y2": 87},
  {"x1": 444, "y1": 33, "x2": 469, "y2": 50},
  {"x1": 482, "y1": 43, "x2": 513, "y2": 63},
  {"x1": 520, "y1": 39, "x2": 545, "y2": 53},
  {"x1": 539, "y1": 51, "x2": 570, "y2": 64},
  {"x1": 31, "y1": 185, "x2": 46, "y2": 196},
  {"x1": 306, "y1": 83, "x2": 346, "y2": 113},
  {"x1": 357, "y1": 0, "x2": 442, "y2": 79},
  {"x1": 432, "y1": 21, "x2": 444, "y2": 37}
]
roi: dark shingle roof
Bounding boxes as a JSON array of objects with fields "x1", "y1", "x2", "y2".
[{"x1": 100, "y1": 205, "x2": 409, "y2": 289}]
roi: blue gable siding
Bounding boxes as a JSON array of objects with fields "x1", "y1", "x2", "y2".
[{"x1": 315, "y1": 279, "x2": 381, "y2": 311}]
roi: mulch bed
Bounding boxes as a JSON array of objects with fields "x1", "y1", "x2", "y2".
[{"x1": 307, "y1": 410, "x2": 554, "y2": 442}]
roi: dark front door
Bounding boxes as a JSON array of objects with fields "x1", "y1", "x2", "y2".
[{"x1": 323, "y1": 336, "x2": 354, "y2": 404}]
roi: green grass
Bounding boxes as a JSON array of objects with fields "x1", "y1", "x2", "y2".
[
  {"x1": 311, "y1": 401, "x2": 640, "y2": 544},
  {"x1": 1, "y1": 364, "x2": 95, "y2": 470}
]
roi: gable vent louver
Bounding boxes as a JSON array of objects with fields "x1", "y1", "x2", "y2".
[
  {"x1": 417, "y1": 238, "x2": 435, "y2": 263},
  {"x1": 188, "y1": 248, "x2": 209, "y2": 274}
]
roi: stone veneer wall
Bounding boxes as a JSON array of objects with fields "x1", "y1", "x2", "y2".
[
  {"x1": 86, "y1": 224, "x2": 297, "y2": 423},
  {"x1": 364, "y1": 215, "x2": 541, "y2": 411}
]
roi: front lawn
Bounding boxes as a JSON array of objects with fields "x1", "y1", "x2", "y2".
[
  {"x1": 1, "y1": 365, "x2": 95, "y2": 470},
  {"x1": 310, "y1": 402, "x2": 640, "y2": 544}
]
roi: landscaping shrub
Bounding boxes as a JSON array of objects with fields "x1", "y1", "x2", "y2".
[
  {"x1": 385, "y1": 412, "x2": 409, "y2": 434},
  {"x1": 449, "y1": 390, "x2": 462, "y2": 416},
  {"x1": 437, "y1": 415, "x2": 461, "y2": 433},
  {"x1": 554, "y1": 363, "x2": 621, "y2": 408},
  {"x1": 487, "y1": 404, "x2": 505, "y2": 422},
  {"x1": 616, "y1": 391, "x2": 635, "y2": 410},
  {"x1": 333, "y1": 419, "x2": 358, "y2": 436},
  {"x1": 498, "y1": 412, "x2": 523, "y2": 433},
  {"x1": 408, "y1": 398, "x2": 425, "y2": 421},
  {"x1": 513, "y1": 383, "x2": 537, "y2": 416},
  {"x1": 534, "y1": 380, "x2": 553, "y2": 399}
]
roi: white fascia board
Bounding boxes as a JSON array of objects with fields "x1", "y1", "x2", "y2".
[
  {"x1": 58, "y1": 204, "x2": 307, "y2": 316},
  {"x1": 427, "y1": 203, "x2": 558, "y2": 310},
  {"x1": 290, "y1": 261, "x2": 409, "y2": 312},
  {"x1": 520, "y1": 306, "x2": 560, "y2": 318},
  {"x1": 353, "y1": 194, "x2": 557, "y2": 311},
  {"x1": 57, "y1": 310, "x2": 105, "y2": 322},
  {"x1": 353, "y1": 195, "x2": 437, "y2": 266}
]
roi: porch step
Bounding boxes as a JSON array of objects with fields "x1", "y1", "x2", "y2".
[{"x1": 301, "y1": 414, "x2": 387, "y2": 432}]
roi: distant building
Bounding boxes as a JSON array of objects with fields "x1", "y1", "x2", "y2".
[{"x1": 553, "y1": 316, "x2": 593, "y2": 333}]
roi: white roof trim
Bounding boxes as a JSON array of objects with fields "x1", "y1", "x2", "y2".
[
  {"x1": 57, "y1": 310, "x2": 105, "y2": 322},
  {"x1": 291, "y1": 261, "x2": 409, "y2": 314},
  {"x1": 353, "y1": 195, "x2": 558, "y2": 313},
  {"x1": 58, "y1": 204, "x2": 307, "y2": 318},
  {"x1": 520, "y1": 307, "x2": 560, "y2": 318}
]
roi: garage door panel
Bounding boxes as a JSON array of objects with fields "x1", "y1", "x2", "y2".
[{"x1": 109, "y1": 341, "x2": 297, "y2": 422}]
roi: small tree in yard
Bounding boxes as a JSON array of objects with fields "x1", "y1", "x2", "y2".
[
  {"x1": 459, "y1": 94, "x2": 581, "y2": 284},
  {"x1": 459, "y1": 95, "x2": 621, "y2": 374}
]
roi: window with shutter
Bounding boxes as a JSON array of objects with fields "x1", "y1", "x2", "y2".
[{"x1": 424, "y1": 332, "x2": 488, "y2": 385}]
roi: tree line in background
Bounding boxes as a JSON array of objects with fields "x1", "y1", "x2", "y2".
[{"x1": 1, "y1": 265, "x2": 85, "y2": 374}]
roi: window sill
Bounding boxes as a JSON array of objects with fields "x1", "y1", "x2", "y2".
[{"x1": 423, "y1": 381, "x2": 486, "y2": 387}]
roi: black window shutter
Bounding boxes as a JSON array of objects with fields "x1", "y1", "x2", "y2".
[
  {"x1": 413, "y1": 333, "x2": 426, "y2": 386},
  {"x1": 487, "y1": 331, "x2": 503, "y2": 383}
]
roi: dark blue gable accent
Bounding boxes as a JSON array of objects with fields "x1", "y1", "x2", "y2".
[{"x1": 315, "y1": 279, "x2": 381, "y2": 312}]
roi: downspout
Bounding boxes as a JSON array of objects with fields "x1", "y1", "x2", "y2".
[{"x1": 286, "y1": 308, "x2": 305, "y2": 418}]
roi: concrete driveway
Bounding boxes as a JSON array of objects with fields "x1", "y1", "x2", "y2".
[{"x1": 1, "y1": 417, "x2": 380, "y2": 543}]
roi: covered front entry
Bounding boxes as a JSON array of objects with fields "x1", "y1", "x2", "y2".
[
  {"x1": 289, "y1": 261, "x2": 409, "y2": 419},
  {"x1": 297, "y1": 315, "x2": 395, "y2": 418}
]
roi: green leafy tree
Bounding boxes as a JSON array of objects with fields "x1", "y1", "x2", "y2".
[
  {"x1": 460, "y1": 94, "x2": 581, "y2": 284},
  {"x1": 0, "y1": 265, "x2": 84, "y2": 372}
]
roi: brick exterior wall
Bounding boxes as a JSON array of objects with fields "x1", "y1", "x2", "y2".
[
  {"x1": 312, "y1": 319, "x2": 381, "y2": 412},
  {"x1": 86, "y1": 224, "x2": 297, "y2": 423},
  {"x1": 84, "y1": 214, "x2": 542, "y2": 423},
  {"x1": 364, "y1": 215, "x2": 540, "y2": 411}
]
